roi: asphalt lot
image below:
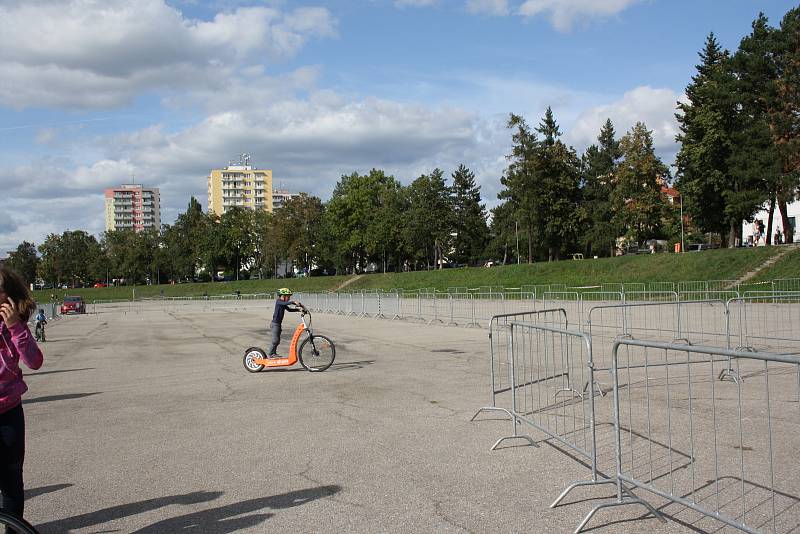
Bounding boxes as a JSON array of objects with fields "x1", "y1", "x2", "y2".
[{"x1": 16, "y1": 304, "x2": 791, "y2": 533}]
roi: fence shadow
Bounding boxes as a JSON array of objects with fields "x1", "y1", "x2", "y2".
[
  {"x1": 36, "y1": 486, "x2": 341, "y2": 534},
  {"x1": 25, "y1": 368, "x2": 95, "y2": 377},
  {"x1": 23, "y1": 392, "x2": 101, "y2": 405}
]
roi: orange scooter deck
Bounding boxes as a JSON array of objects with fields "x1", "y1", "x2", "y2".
[{"x1": 252, "y1": 322, "x2": 305, "y2": 367}]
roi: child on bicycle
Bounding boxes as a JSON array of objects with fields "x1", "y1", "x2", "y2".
[
  {"x1": 0, "y1": 266, "x2": 44, "y2": 528},
  {"x1": 268, "y1": 288, "x2": 303, "y2": 357},
  {"x1": 33, "y1": 309, "x2": 47, "y2": 342}
]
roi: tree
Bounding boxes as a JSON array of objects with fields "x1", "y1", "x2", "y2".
[
  {"x1": 771, "y1": 8, "x2": 800, "y2": 242},
  {"x1": 274, "y1": 194, "x2": 325, "y2": 274},
  {"x1": 216, "y1": 207, "x2": 257, "y2": 280},
  {"x1": 161, "y1": 197, "x2": 210, "y2": 281},
  {"x1": 252, "y1": 209, "x2": 278, "y2": 278},
  {"x1": 676, "y1": 33, "x2": 765, "y2": 246},
  {"x1": 500, "y1": 108, "x2": 581, "y2": 261},
  {"x1": 450, "y1": 164, "x2": 489, "y2": 265},
  {"x1": 533, "y1": 108, "x2": 582, "y2": 260},
  {"x1": 486, "y1": 201, "x2": 518, "y2": 265},
  {"x1": 6, "y1": 241, "x2": 39, "y2": 285},
  {"x1": 731, "y1": 13, "x2": 781, "y2": 243},
  {"x1": 323, "y1": 169, "x2": 405, "y2": 273},
  {"x1": 613, "y1": 122, "x2": 669, "y2": 244},
  {"x1": 499, "y1": 113, "x2": 539, "y2": 262},
  {"x1": 581, "y1": 119, "x2": 622, "y2": 257},
  {"x1": 101, "y1": 229, "x2": 157, "y2": 285},
  {"x1": 405, "y1": 168, "x2": 453, "y2": 269},
  {"x1": 365, "y1": 178, "x2": 406, "y2": 273},
  {"x1": 39, "y1": 230, "x2": 102, "y2": 287}
]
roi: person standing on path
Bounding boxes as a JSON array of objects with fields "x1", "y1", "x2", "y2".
[{"x1": 0, "y1": 266, "x2": 43, "y2": 530}]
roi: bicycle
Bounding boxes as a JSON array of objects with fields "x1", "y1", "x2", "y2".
[
  {"x1": 243, "y1": 306, "x2": 335, "y2": 373},
  {"x1": 34, "y1": 321, "x2": 46, "y2": 342},
  {"x1": 0, "y1": 511, "x2": 39, "y2": 534}
]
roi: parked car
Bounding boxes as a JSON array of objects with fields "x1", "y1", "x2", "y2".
[
  {"x1": 93, "y1": 282, "x2": 107, "y2": 288},
  {"x1": 61, "y1": 295, "x2": 86, "y2": 314}
]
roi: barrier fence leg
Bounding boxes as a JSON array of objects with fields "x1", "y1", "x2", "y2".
[
  {"x1": 471, "y1": 321, "x2": 513, "y2": 422},
  {"x1": 490, "y1": 324, "x2": 537, "y2": 450},
  {"x1": 391, "y1": 293, "x2": 401, "y2": 320},
  {"x1": 468, "y1": 295, "x2": 480, "y2": 328},
  {"x1": 573, "y1": 348, "x2": 664, "y2": 533}
]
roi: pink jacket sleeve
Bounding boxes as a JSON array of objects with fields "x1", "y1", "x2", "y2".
[{"x1": 6, "y1": 322, "x2": 44, "y2": 370}]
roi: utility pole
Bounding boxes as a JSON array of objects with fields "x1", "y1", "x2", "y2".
[{"x1": 680, "y1": 194, "x2": 685, "y2": 253}]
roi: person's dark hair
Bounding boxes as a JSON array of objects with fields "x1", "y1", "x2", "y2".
[{"x1": 0, "y1": 265, "x2": 36, "y2": 322}]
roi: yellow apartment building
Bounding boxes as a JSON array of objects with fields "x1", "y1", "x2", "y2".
[{"x1": 207, "y1": 154, "x2": 273, "y2": 216}]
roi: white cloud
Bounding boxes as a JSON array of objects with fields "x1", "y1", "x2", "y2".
[
  {"x1": 518, "y1": 0, "x2": 642, "y2": 31},
  {"x1": 567, "y1": 85, "x2": 683, "y2": 163},
  {"x1": 0, "y1": 0, "x2": 337, "y2": 109},
  {"x1": 466, "y1": 0, "x2": 509, "y2": 16},
  {"x1": 395, "y1": 0, "x2": 438, "y2": 6}
]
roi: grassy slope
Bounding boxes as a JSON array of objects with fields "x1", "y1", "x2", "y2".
[
  {"x1": 750, "y1": 247, "x2": 800, "y2": 283},
  {"x1": 346, "y1": 247, "x2": 781, "y2": 291},
  {"x1": 33, "y1": 246, "x2": 798, "y2": 303}
]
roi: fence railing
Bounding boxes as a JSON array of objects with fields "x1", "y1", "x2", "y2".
[
  {"x1": 577, "y1": 339, "x2": 800, "y2": 534},
  {"x1": 471, "y1": 309, "x2": 567, "y2": 424}
]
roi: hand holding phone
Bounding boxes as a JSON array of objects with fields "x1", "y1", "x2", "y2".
[{"x1": 0, "y1": 298, "x2": 20, "y2": 327}]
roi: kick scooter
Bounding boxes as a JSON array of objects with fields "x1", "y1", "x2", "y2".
[{"x1": 243, "y1": 306, "x2": 336, "y2": 372}]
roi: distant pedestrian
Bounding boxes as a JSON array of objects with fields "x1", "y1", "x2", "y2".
[{"x1": 0, "y1": 265, "x2": 44, "y2": 529}]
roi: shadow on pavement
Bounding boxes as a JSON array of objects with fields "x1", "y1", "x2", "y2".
[
  {"x1": 25, "y1": 483, "x2": 73, "y2": 499},
  {"x1": 23, "y1": 392, "x2": 101, "y2": 405},
  {"x1": 328, "y1": 360, "x2": 375, "y2": 371},
  {"x1": 36, "y1": 486, "x2": 341, "y2": 534},
  {"x1": 26, "y1": 368, "x2": 95, "y2": 377},
  {"x1": 136, "y1": 486, "x2": 342, "y2": 533}
]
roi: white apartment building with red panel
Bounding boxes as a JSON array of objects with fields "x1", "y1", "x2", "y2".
[{"x1": 104, "y1": 184, "x2": 161, "y2": 232}]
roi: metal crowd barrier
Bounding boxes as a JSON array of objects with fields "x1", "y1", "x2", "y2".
[
  {"x1": 721, "y1": 294, "x2": 800, "y2": 382},
  {"x1": 577, "y1": 339, "x2": 800, "y2": 534},
  {"x1": 490, "y1": 320, "x2": 618, "y2": 516},
  {"x1": 471, "y1": 309, "x2": 566, "y2": 425}
]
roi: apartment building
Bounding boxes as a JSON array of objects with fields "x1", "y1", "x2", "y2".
[
  {"x1": 207, "y1": 154, "x2": 273, "y2": 215},
  {"x1": 273, "y1": 189, "x2": 301, "y2": 210},
  {"x1": 104, "y1": 184, "x2": 161, "y2": 232}
]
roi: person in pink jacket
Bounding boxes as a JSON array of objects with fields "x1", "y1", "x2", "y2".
[{"x1": 0, "y1": 266, "x2": 43, "y2": 528}]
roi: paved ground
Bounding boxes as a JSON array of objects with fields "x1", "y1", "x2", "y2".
[{"x1": 15, "y1": 304, "x2": 790, "y2": 533}]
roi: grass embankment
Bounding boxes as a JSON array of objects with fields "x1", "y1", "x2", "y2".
[
  {"x1": 750, "y1": 247, "x2": 800, "y2": 284},
  {"x1": 347, "y1": 246, "x2": 784, "y2": 291},
  {"x1": 31, "y1": 246, "x2": 800, "y2": 303}
]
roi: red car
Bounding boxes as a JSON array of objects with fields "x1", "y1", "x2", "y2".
[
  {"x1": 93, "y1": 283, "x2": 107, "y2": 288},
  {"x1": 61, "y1": 295, "x2": 86, "y2": 314}
]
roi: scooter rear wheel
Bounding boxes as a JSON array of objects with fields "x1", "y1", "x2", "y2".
[{"x1": 243, "y1": 347, "x2": 266, "y2": 372}]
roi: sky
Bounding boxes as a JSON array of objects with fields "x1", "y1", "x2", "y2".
[{"x1": 1, "y1": 0, "x2": 797, "y2": 254}]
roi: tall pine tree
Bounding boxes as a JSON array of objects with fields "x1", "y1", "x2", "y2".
[
  {"x1": 676, "y1": 33, "x2": 764, "y2": 246},
  {"x1": 772, "y1": 7, "x2": 800, "y2": 242},
  {"x1": 450, "y1": 164, "x2": 489, "y2": 265},
  {"x1": 581, "y1": 118, "x2": 621, "y2": 257},
  {"x1": 732, "y1": 13, "x2": 780, "y2": 243},
  {"x1": 534, "y1": 108, "x2": 582, "y2": 261}
]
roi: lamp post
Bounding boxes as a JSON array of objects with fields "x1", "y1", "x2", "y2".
[
  {"x1": 679, "y1": 193, "x2": 685, "y2": 253},
  {"x1": 515, "y1": 220, "x2": 520, "y2": 264}
]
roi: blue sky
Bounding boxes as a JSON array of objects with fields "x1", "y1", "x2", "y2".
[{"x1": 1, "y1": 0, "x2": 797, "y2": 254}]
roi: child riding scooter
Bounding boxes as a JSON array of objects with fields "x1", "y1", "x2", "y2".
[{"x1": 268, "y1": 288, "x2": 304, "y2": 358}]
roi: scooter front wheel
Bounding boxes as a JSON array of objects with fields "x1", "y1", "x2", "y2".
[
  {"x1": 299, "y1": 335, "x2": 335, "y2": 372},
  {"x1": 243, "y1": 347, "x2": 266, "y2": 373}
]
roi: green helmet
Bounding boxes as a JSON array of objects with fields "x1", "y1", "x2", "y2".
[{"x1": 277, "y1": 287, "x2": 293, "y2": 296}]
